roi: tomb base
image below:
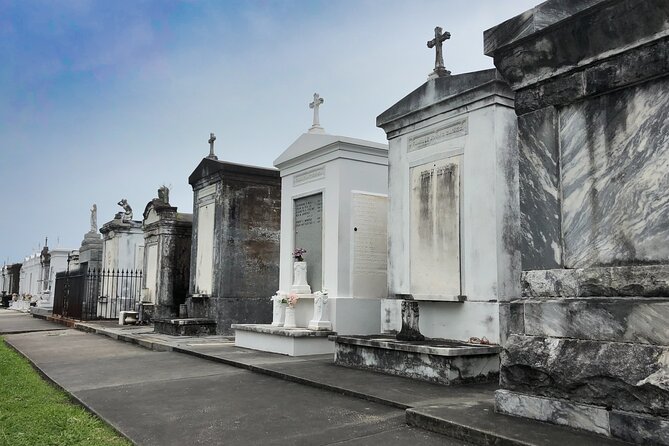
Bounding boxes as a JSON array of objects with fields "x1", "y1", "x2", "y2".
[
  {"x1": 232, "y1": 324, "x2": 335, "y2": 356},
  {"x1": 154, "y1": 318, "x2": 217, "y2": 336},
  {"x1": 331, "y1": 334, "x2": 500, "y2": 385}
]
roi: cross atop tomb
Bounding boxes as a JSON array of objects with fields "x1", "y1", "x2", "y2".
[
  {"x1": 427, "y1": 26, "x2": 451, "y2": 78},
  {"x1": 207, "y1": 132, "x2": 218, "y2": 160},
  {"x1": 308, "y1": 93, "x2": 326, "y2": 134}
]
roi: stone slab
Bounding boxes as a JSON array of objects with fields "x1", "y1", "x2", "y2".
[
  {"x1": 331, "y1": 335, "x2": 500, "y2": 356},
  {"x1": 495, "y1": 389, "x2": 610, "y2": 436},
  {"x1": 232, "y1": 323, "x2": 334, "y2": 337},
  {"x1": 407, "y1": 402, "x2": 629, "y2": 446},
  {"x1": 522, "y1": 264, "x2": 669, "y2": 299},
  {"x1": 153, "y1": 318, "x2": 216, "y2": 336},
  {"x1": 234, "y1": 325, "x2": 335, "y2": 356},
  {"x1": 609, "y1": 409, "x2": 669, "y2": 446},
  {"x1": 500, "y1": 335, "x2": 669, "y2": 418},
  {"x1": 333, "y1": 336, "x2": 499, "y2": 385},
  {"x1": 523, "y1": 299, "x2": 669, "y2": 345}
]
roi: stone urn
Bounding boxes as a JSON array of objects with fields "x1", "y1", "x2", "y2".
[
  {"x1": 291, "y1": 261, "x2": 311, "y2": 294},
  {"x1": 284, "y1": 306, "x2": 297, "y2": 329}
]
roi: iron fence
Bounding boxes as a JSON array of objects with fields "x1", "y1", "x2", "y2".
[{"x1": 53, "y1": 269, "x2": 143, "y2": 320}]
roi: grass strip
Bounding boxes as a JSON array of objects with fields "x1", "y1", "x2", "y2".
[{"x1": 0, "y1": 337, "x2": 131, "y2": 446}]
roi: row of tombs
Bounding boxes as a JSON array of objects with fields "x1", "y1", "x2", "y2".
[{"x1": 4, "y1": 2, "x2": 668, "y2": 444}]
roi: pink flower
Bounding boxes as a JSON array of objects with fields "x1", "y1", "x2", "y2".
[{"x1": 287, "y1": 293, "x2": 300, "y2": 308}]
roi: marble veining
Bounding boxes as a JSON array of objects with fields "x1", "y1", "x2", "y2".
[
  {"x1": 523, "y1": 300, "x2": 669, "y2": 345},
  {"x1": 518, "y1": 107, "x2": 562, "y2": 270},
  {"x1": 561, "y1": 78, "x2": 669, "y2": 268}
]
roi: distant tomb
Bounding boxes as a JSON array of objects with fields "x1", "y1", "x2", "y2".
[
  {"x1": 183, "y1": 134, "x2": 282, "y2": 335},
  {"x1": 141, "y1": 186, "x2": 192, "y2": 321}
]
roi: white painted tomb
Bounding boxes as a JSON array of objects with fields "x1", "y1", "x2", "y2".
[
  {"x1": 233, "y1": 94, "x2": 389, "y2": 356},
  {"x1": 376, "y1": 69, "x2": 519, "y2": 344},
  {"x1": 331, "y1": 68, "x2": 519, "y2": 384}
]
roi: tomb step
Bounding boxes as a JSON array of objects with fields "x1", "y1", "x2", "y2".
[
  {"x1": 406, "y1": 402, "x2": 631, "y2": 446},
  {"x1": 154, "y1": 318, "x2": 217, "y2": 336}
]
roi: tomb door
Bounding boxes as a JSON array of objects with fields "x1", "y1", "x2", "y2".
[
  {"x1": 294, "y1": 193, "x2": 323, "y2": 292},
  {"x1": 410, "y1": 156, "x2": 461, "y2": 300}
]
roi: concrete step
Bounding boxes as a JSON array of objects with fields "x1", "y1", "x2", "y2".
[{"x1": 406, "y1": 402, "x2": 631, "y2": 446}]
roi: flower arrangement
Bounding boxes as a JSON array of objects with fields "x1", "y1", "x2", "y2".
[
  {"x1": 292, "y1": 248, "x2": 307, "y2": 262},
  {"x1": 287, "y1": 293, "x2": 299, "y2": 308}
]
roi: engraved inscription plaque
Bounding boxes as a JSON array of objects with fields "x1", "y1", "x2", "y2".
[
  {"x1": 351, "y1": 193, "x2": 388, "y2": 298},
  {"x1": 294, "y1": 193, "x2": 323, "y2": 292},
  {"x1": 408, "y1": 118, "x2": 467, "y2": 152},
  {"x1": 410, "y1": 156, "x2": 461, "y2": 299},
  {"x1": 195, "y1": 203, "x2": 215, "y2": 294},
  {"x1": 294, "y1": 166, "x2": 325, "y2": 186}
]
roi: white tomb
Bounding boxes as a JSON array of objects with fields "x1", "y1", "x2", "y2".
[
  {"x1": 376, "y1": 69, "x2": 520, "y2": 344},
  {"x1": 233, "y1": 94, "x2": 389, "y2": 356}
]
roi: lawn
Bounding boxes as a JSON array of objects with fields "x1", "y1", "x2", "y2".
[{"x1": 0, "y1": 338, "x2": 131, "y2": 446}]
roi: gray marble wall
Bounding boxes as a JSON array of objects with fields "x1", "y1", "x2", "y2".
[{"x1": 485, "y1": 1, "x2": 669, "y2": 443}]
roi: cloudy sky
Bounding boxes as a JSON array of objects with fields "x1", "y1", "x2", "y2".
[{"x1": 0, "y1": 0, "x2": 539, "y2": 262}]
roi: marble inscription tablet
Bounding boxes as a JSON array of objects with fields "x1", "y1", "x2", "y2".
[
  {"x1": 195, "y1": 203, "x2": 214, "y2": 294},
  {"x1": 410, "y1": 157, "x2": 461, "y2": 299},
  {"x1": 408, "y1": 118, "x2": 468, "y2": 152},
  {"x1": 294, "y1": 193, "x2": 323, "y2": 291},
  {"x1": 351, "y1": 193, "x2": 388, "y2": 298}
]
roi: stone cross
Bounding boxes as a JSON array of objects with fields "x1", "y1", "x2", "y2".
[
  {"x1": 427, "y1": 26, "x2": 451, "y2": 77},
  {"x1": 207, "y1": 133, "x2": 218, "y2": 160},
  {"x1": 308, "y1": 93, "x2": 325, "y2": 133}
]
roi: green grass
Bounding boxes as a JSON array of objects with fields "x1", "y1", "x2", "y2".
[{"x1": 0, "y1": 338, "x2": 131, "y2": 446}]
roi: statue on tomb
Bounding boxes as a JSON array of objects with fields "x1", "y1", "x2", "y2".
[
  {"x1": 427, "y1": 26, "x2": 451, "y2": 77},
  {"x1": 117, "y1": 199, "x2": 133, "y2": 222},
  {"x1": 90, "y1": 204, "x2": 98, "y2": 232},
  {"x1": 158, "y1": 186, "x2": 170, "y2": 205}
]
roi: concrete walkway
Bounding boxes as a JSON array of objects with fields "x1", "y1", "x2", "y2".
[
  {"x1": 1, "y1": 310, "x2": 631, "y2": 445},
  {"x1": 1, "y1": 310, "x2": 461, "y2": 446}
]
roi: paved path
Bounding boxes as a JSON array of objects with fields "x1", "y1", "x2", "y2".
[
  {"x1": 0, "y1": 309, "x2": 67, "y2": 334},
  {"x1": 1, "y1": 316, "x2": 463, "y2": 445}
]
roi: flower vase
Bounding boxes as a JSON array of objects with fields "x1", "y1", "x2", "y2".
[
  {"x1": 291, "y1": 261, "x2": 311, "y2": 294},
  {"x1": 284, "y1": 306, "x2": 297, "y2": 329}
]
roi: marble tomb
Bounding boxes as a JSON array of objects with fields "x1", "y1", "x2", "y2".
[{"x1": 484, "y1": 1, "x2": 669, "y2": 443}]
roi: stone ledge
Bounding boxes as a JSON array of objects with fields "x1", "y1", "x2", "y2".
[
  {"x1": 522, "y1": 264, "x2": 669, "y2": 298},
  {"x1": 156, "y1": 318, "x2": 216, "y2": 326},
  {"x1": 232, "y1": 324, "x2": 335, "y2": 338},
  {"x1": 331, "y1": 335, "x2": 500, "y2": 357}
]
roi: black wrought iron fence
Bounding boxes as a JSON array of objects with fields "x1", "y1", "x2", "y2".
[{"x1": 53, "y1": 269, "x2": 143, "y2": 320}]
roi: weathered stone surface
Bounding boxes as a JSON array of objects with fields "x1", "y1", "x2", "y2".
[
  {"x1": 153, "y1": 318, "x2": 216, "y2": 336},
  {"x1": 483, "y1": 0, "x2": 605, "y2": 56},
  {"x1": 232, "y1": 324, "x2": 334, "y2": 337},
  {"x1": 518, "y1": 107, "x2": 561, "y2": 270},
  {"x1": 609, "y1": 410, "x2": 669, "y2": 446},
  {"x1": 485, "y1": 0, "x2": 669, "y2": 91},
  {"x1": 501, "y1": 335, "x2": 669, "y2": 417},
  {"x1": 522, "y1": 265, "x2": 669, "y2": 298},
  {"x1": 495, "y1": 389, "x2": 610, "y2": 436},
  {"x1": 334, "y1": 340, "x2": 499, "y2": 386},
  {"x1": 523, "y1": 299, "x2": 669, "y2": 345},
  {"x1": 187, "y1": 159, "x2": 281, "y2": 335}
]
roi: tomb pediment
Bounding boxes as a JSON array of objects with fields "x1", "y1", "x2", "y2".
[{"x1": 274, "y1": 133, "x2": 387, "y2": 170}]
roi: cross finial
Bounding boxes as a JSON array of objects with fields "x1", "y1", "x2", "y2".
[
  {"x1": 207, "y1": 133, "x2": 218, "y2": 160},
  {"x1": 308, "y1": 93, "x2": 325, "y2": 134},
  {"x1": 427, "y1": 26, "x2": 451, "y2": 78}
]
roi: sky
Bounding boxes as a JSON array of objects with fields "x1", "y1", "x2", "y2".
[{"x1": 0, "y1": 0, "x2": 540, "y2": 263}]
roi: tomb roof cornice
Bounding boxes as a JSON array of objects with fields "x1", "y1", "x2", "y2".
[
  {"x1": 188, "y1": 158, "x2": 279, "y2": 188},
  {"x1": 376, "y1": 70, "x2": 512, "y2": 134}
]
